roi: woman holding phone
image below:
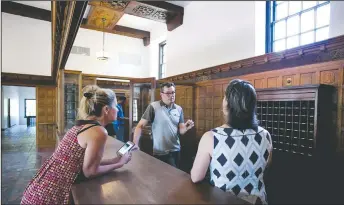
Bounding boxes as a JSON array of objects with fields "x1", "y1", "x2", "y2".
[{"x1": 21, "y1": 85, "x2": 133, "y2": 204}]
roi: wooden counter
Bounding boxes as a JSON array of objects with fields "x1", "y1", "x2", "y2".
[{"x1": 71, "y1": 137, "x2": 248, "y2": 204}]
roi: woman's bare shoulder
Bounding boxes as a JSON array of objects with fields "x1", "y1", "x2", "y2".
[
  {"x1": 198, "y1": 131, "x2": 214, "y2": 153},
  {"x1": 78, "y1": 125, "x2": 108, "y2": 144},
  {"x1": 203, "y1": 131, "x2": 214, "y2": 139}
]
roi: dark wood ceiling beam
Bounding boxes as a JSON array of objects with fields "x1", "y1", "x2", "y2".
[
  {"x1": 59, "y1": 2, "x2": 89, "y2": 76},
  {"x1": 1, "y1": 1, "x2": 51, "y2": 22},
  {"x1": 79, "y1": 24, "x2": 144, "y2": 38},
  {"x1": 114, "y1": 25, "x2": 150, "y2": 45},
  {"x1": 52, "y1": 1, "x2": 88, "y2": 84},
  {"x1": 1, "y1": 73, "x2": 54, "y2": 86},
  {"x1": 114, "y1": 25, "x2": 150, "y2": 38},
  {"x1": 143, "y1": 37, "x2": 150, "y2": 47},
  {"x1": 80, "y1": 24, "x2": 151, "y2": 46}
]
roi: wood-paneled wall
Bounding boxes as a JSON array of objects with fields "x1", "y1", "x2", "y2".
[
  {"x1": 154, "y1": 85, "x2": 194, "y2": 121},
  {"x1": 175, "y1": 85, "x2": 193, "y2": 120},
  {"x1": 193, "y1": 60, "x2": 344, "y2": 151},
  {"x1": 36, "y1": 86, "x2": 57, "y2": 148},
  {"x1": 195, "y1": 83, "x2": 226, "y2": 137}
]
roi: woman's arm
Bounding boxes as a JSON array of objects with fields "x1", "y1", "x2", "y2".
[
  {"x1": 266, "y1": 131, "x2": 273, "y2": 168},
  {"x1": 190, "y1": 131, "x2": 213, "y2": 183},
  {"x1": 100, "y1": 156, "x2": 121, "y2": 165},
  {"x1": 82, "y1": 128, "x2": 131, "y2": 178}
]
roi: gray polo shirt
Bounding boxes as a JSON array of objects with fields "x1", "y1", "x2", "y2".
[{"x1": 141, "y1": 100, "x2": 184, "y2": 155}]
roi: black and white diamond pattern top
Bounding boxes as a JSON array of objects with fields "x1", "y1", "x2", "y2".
[{"x1": 209, "y1": 126, "x2": 272, "y2": 205}]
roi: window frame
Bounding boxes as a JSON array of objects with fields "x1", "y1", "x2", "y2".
[
  {"x1": 133, "y1": 99, "x2": 138, "y2": 122},
  {"x1": 24, "y1": 99, "x2": 36, "y2": 118},
  {"x1": 158, "y1": 41, "x2": 166, "y2": 79},
  {"x1": 266, "y1": 1, "x2": 331, "y2": 53}
]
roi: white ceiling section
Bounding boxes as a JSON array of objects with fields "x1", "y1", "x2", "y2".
[
  {"x1": 167, "y1": 1, "x2": 192, "y2": 7},
  {"x1": 117, "y1": 14, "x2": 166, "y2": 32},
  {"x1": 14, "y1": 1, "x2": 51, "y2": 11}
]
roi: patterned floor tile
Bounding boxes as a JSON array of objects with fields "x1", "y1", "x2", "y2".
[{"x1": 1, "y1": 125, "x2": 54, "y2": 204}]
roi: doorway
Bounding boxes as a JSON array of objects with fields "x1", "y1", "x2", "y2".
[
  {"x1": 129, "y1": 78, "x2": 156, "y2": 155},
  {"x1": 1, "y1": 85, "x2": 37, "y2": 136},
  {"x1": 94, "y1": 78, "x2": 131, "y2": 141},
  {"x1": 7, "y1": 98, "x2": 11, "y2": 128}
]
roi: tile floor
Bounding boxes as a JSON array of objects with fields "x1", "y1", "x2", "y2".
[{"x1": 1, "y1": 125, "x2": 54, "y2": 204}]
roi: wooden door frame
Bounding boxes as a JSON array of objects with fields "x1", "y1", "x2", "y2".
[
  {"x1": 7, "y1": 98, "x2": 11, "y2": 128},
  {"x1": 129, "y1": 77, "x2": 156, "y2": 141}
]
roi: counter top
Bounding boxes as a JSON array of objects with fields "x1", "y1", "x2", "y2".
[{"x1": 71, "y1": 137, "x2": 248, "y2": 204}]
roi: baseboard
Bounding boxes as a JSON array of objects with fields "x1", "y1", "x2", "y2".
[{"x1": 2, "y1": 124, "x2": 17, "y2": 130}]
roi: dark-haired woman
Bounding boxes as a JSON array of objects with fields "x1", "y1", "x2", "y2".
[
  {"x1": 21, "y1": 85, "x2": 133, "y2": 204},
  {"x1": 190, "y1": 79, "x2": 272, "y2": 204}
]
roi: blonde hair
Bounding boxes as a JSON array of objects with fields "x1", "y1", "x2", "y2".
[{"x1": 77, "y1": 85, "x2": 116, "y2": 120}]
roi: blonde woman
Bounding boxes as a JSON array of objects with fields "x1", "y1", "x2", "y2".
[{"x1": 21, "y1": 85, "x2": 132, "y2": 204}]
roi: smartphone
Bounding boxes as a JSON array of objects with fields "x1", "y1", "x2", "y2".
[{"x1": 117, "y1": 141, "x2": 135, "y2": 156}]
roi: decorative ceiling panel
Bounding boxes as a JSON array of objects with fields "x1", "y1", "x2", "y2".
[
  {"x1": 88, "y1": 1, "x2": 129, "y2": 12},
  {"x1": 86, "y1": 6, "x2": 124, "y2": 29},
  {"x1": 80, "y1": 1, "x2": 184, "y2": 44},
  {"x1": 124, "y1": 1, "x2": 169, "y2": 23}
]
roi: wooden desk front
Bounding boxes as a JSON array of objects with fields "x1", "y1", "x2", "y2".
[{"x1": 71, "y1": 137, "x2": 247, "y2": 204}]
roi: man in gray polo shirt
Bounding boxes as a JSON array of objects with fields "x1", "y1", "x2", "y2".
[{"x1": 133, "y1": 82, "x2": 194, "y2": 168}]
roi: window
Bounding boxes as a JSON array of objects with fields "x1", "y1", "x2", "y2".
[
  {"x1": 133, "y1": 99, "x2": 138, "y2": 122},
  {"x1": 159, "y1": 41, "x2": 166, "y2": 79},
  {"x1": 266, "y1": 1, "x2": 330, "y2": 52},
  {"x1": 25, "y1": 99, "x2": 36, "y2": 117}
]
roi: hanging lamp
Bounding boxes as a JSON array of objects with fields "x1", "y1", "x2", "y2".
[{"x1": 96, "y1": 18, "x2": 109, "y2": 61}]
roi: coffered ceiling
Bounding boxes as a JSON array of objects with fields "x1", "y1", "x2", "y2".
[
  {"x1": 2, "y1": 1, "x2": 185, "y2": 46},
  {"x1": 80, "y1": 1, "x2": 184, "y2": 46}
]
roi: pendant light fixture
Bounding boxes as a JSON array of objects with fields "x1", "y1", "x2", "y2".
[{"x1": 96, "y1": 18, "x2": 109, "y2": 61}]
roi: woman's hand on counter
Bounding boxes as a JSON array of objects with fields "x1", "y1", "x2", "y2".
[
  {"x1": 118, "y1": 152, "x2": 132, "y2": 165},
  {"x1": 131, "y1": 144, "x2": 140, "y2": 151}
]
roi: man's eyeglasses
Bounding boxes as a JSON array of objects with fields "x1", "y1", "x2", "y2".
[{"x1": 161, "y1": 91, "x2": 176, "y2": 95}]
